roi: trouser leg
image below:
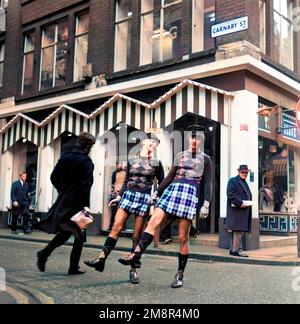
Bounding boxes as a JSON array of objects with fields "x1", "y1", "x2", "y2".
[{"x1": 69, "y1": 237, "x2": 84, "y2": 272}]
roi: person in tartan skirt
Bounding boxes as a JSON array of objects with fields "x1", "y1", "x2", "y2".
[
  {"x1": 119, "y1": 125, "x2": 212, "y2": 289},
  {"x1": 84, "y1": 133, "x2": 164, "y2": 284}
]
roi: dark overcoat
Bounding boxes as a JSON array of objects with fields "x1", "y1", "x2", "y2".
[
  {"x1": 225, "y1": 176, "x2": 252, "y2": 232},
  {"x1": 39, "y1": 147, "x2": 94, "y2": 241}
]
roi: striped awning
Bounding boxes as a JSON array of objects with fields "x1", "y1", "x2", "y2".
[
  {"x1": 89, "y1": 94, "x2": 151, "y2": 137},
  {"x1": 150, "y1": 80, "x2": 233, "y2": 128},
  {"x1": 0, "y1": 80, "x2": 234, "y2": 153},
  {"x1": 1, "y1": 114, "x2": 41, "y2": 153},
  {"x1": 39, "y1": 105, "x2": 90, "y2": 147}
]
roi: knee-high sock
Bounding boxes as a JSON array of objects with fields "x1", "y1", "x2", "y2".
[
  {"x1": 101, "y1": 237, "x2": 117, "y2": 259},
  {"x1": 178, "y1": 253, "x2": 189, "y2": 274},
  {"x1": 134, "y1": 232, "x2": 154, "y2": 259}
]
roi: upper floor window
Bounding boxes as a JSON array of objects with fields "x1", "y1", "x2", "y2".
[
  {"x1": 273, "y1": 0, "x2": 293, "y2": 70},
  {"x1": 40, "y1": 20, "x2": 69, "y2": 91},
  {"x1": 259, "y1": 0, "x2": 266, "y2": 54},
  {"x1": 0, "y1": 43, "x2": 4, "y2": 87},
  {"x1": 114, "y1": 0, "x2": 132, "y2": 72},
  {"x1": 140, "y1": 0, "x2": 182, "y2": 66},
  {"x1": 0, "y1": 0, "x2": 8, "y2": 8},
  {"x1": 74, "y1": 12, "x2": 89, "y2": 81},
  {"x1": 192, "y1": 0, "x2": 215, "y2": 53},
  {"x1": 22, "y1": 31, "x2": 35, "y2": 95}
]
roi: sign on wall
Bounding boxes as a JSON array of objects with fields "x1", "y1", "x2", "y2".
[{"x1": 211, "y1": 16, "x2": 249, "y2": 38}]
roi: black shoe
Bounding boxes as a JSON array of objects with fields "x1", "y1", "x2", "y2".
[
  {"x1": 68, "y1": 269, "x2": 86, "y2": 276},
  {"x1": 37, "y1": 251, "x2": 48, "y2": 273},
  {"x1": 118, "y1": 256, "x2": 141, "y2": 269},
  {"x1": 230, "y1": 251, "x2": 249, "y2": 258},
  {"x1": 171, "y1": 274, "x2": 184, "y2": 289},
  {"x1": 190, "y1": 226, "x2": 198, "y2": 238},
  {"x1": 84, "y1": 258, "x2": 106, "y2": 272},
  {"x1": 129, "y1": 270, "x2": 140, "y2": 285}
]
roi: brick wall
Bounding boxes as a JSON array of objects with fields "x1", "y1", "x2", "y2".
[
  {"x1": 1, "y1": 0, "x2": 299, "y2": 103},
  {"x1": 22, "y1": 0, "x2": 87, "y2": 25},
  {"x1": 2, "y1": 0, "x2": 23, "y2": 99},
  {"x1": 216, "y1": 0, "x2": 260, "y2": 48}
]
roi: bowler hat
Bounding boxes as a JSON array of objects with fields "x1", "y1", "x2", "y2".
[{"x1": 238, "y1": 165, "x2": 251, "y2": 172}]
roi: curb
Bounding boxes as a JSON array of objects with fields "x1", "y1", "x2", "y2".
[
  {"x1": 1, "y1": 234, "x2": 300, "y2": 267},
  {"x1": 5, "y1": 283, "x2": 54, "y2": 304}
]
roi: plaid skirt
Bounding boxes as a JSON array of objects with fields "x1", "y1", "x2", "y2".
[
  {"x1": 119, "y1": 190, "x2": 151, "y2": 217},
  {"x1": 156, "y1": 182, "x2": 198, "y2": 220}
]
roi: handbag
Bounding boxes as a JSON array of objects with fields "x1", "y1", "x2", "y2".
[{"x1": 71, "y1": 209, "x2": 94, "y2": 230}]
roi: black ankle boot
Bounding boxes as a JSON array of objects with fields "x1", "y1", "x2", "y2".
[
  {"x1": 129, "y1": 270, "x2": 140, "y2": 284},
  {"x1": 37, "y1": 251, "x2": 48, "y2": 273},
  {"x1": 84, "y1": 258, "x2": 106, "y2": 272},
  {"x1": 171, "y1": 273, "x2": 184, "y2": 289},
  {"x1": 118, "y1": 255, "x2": 141, "y2": 269}
]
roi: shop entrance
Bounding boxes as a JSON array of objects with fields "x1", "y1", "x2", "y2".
[
  {"x1": 164, "y1": 112, "x2": 221, "y2": 233},
  {"x1": 11, "y1": 139, "x2": 38, "y2": 210}
]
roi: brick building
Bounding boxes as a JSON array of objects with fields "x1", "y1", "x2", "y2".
[{"x1": 0, "y1": 0, "x2": 299, "y2": 250}]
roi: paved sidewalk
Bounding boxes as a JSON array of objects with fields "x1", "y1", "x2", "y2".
[{"x1": 0, "y1": 229, "x2": 299, "y2": 266}]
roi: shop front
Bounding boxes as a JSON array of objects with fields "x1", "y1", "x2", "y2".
[
  {"x1": 258, "y1": 104, "x2": 300, "y2": 236},
  {"x1": 0, "y1": 79, "x2": 236, "y2": 239}
]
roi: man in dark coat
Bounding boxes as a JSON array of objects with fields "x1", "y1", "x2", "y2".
[
  {"x1": 37, "y1": 132, "x2": 96, "y2": 275},
  {"x1": 10, "y1": 172, "x2": 31, "y2": 235},
  {"x1": 226, "y1": 165, "x2": 253, "y2": 258}
]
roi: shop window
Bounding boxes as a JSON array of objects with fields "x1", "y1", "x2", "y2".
[
  {"x1": 192, "y1": 0, "x2": 215, "y2": 53},
  {"x1": 22, "y1": 31, "x2": 35, "y2": 95},
  {"x1": 0, "y1": 43, "x2": 4, "y2": 88},
  {"x1": 40, "y1": 20, "x2": 69, "y2": 91},
  {"x1": 140, "y1": 0, "x2": 182, "y2": 66},
  {"x1": 259, "y1": 137, "x2": 297, "y2": 214},
  {"x1": 273, "y1": 0, "x2": 294, "y2": 70},
  {"x1": 74, "y1": 12, "x2": 89, "y2": 82},
  {"x1": 114, "y1": 0, "x2": 132, "y2": 72}
]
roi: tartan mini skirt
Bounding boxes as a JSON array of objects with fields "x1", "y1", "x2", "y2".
[
  {"x1": 119, "y1": 190, "x2": 151, "y2": 217},
  {"x1": 156, "y1": 182, "x2": 198, "y2": 220}
]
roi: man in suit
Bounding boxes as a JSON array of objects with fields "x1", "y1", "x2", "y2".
[
  {"x1": 11, "y1": 171, "x2": 31, "y2": 235},
  {"x1": 226, "y1": 165, "x2": 253, "y2": 258}
]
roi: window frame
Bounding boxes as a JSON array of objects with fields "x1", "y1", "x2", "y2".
[
  {"x1": 39, "y1": 20, "x2": 69, "y2": 91},
  {"x1": 74, "y1": 12, "x2": 89, "y2": 82},
  {"x1": 21, "y1": 31, "x2": 35, "y2": 95},
  {"x1": 114, "y1": 0, "x2": 133, "y2": 72},
  {"x1": 140, "y1": 0, "x2": 183, "y2": 66},
  {"x1": 272, "y1": 0, "x2": 294, "y2": 70}
]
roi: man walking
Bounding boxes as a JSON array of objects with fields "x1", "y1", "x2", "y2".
[
  {"x1": 37, "y1": 132, "x2": 96, "y2": 275},
  {"x1": 11, "y1": 172, "x2": 31, "y2": 235},
  {"x1": 226, "y1": 165, "x2": 253, "y2": 258}
]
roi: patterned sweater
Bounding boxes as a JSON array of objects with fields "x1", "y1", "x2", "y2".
[
  {"x1": 157, "y1": 150, "x2": 212, "y2": 203},
  {"x1": 120, "y1": 157, "x2": 165, "y2": 196}
]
